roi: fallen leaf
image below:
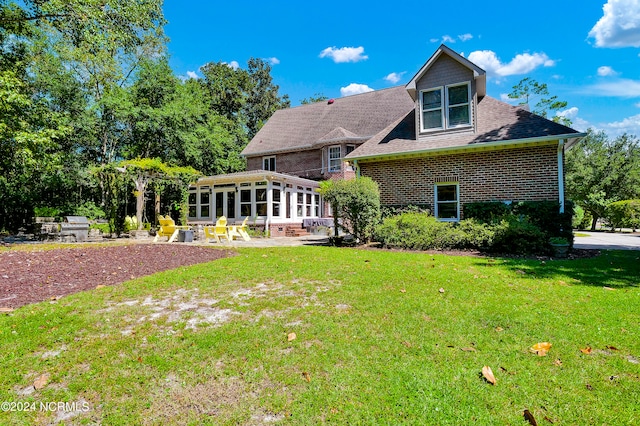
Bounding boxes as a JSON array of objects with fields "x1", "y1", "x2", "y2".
[
  {"x1": 580, "y1": 347, "x2": 592, "y2": 354},
  {"x1": 287, "y1": 332, "x2": 297, "y2": 342},
  {"x1": 481, "y1": 365, "x2": 496, "y2": 385},
  {"x1": 553, "y1": 359, "x2": 562, "y2": 366},
  {"x1": 586, "y1": 383, "x2": 593, "y2": 390},
  {"x1": 461, "y1": 347, "x2": 477, "y2": 352},
  {"x1": 33, "y1": 373, "x2": 50, "y2": 390},
  {"x1": 402, "y1": 341, "x2": 412, "y2": 348},
  {"x1": 438, "y1": 288, "x2": 445, "y2": 293},
  {"x1": 49, "y1": 296, "x2": 59, "y2": 301},
  {"x1": 495, "y1": 326, "x2": 504, "y2": 332},
  {"x1": 544, "y1": 415, "x2": 555, "y2": 423},
  {"x1": 400, "y1": 289, "x2": 406, "y2": 293},
  {"x1": 530, "y1": 342, "x2": 552, "y2": 356},
  {"x1": 606, "y1": 345, "x2": 619, "y2": 351},
  {"x1": 603, "y1": 286, "x2": 615, "y2": 291},
  {"x1": 302, "y1": 372, "x2": 311, "y2": 383},
  {"x1": 523, "y1": 409, "x2": 538, "y2": 426}
]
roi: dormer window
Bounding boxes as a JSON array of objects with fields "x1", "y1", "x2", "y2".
[{"x1": 420, "y1": 82, "x2": 471, "y2": 132}]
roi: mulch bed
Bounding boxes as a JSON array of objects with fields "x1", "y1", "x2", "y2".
[{"x1": 0, "y1": 244, "x2": 232, "y2": 309}]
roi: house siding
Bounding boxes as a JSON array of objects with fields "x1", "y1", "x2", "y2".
[
  {"x1": 359, "y1": 144, "x2": 559, "y2": 215},
  {"x1": 415, "y1": 55, "x2": 477, "y2": 136},
  {"x1": 247, "y1": 150, "x2": 324, "y2": 180}
]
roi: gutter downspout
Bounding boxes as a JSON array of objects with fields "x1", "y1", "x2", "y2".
[
  {"x1": 354, "y1": 159, "x2": 360, "y2": 178},
  {"x1": 557, "y1": 139, "x2": 565, "y2": 214}
]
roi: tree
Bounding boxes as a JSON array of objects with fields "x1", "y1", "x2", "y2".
[
  {"x1": 508, "y1": 77, "x2": 570, "y2": 125},
  {"x1": 565, "y1": 129, "x2": 640, "y2": 230},
  {"x1": 244, "y1": 58, "x2": 290, "y2": 139},
  {"x1": 300, "y1": 93, "x2": 328, "y2": 104},
  {"x1": 318, "y1": 177, "x2": 381, "y2": 243}
]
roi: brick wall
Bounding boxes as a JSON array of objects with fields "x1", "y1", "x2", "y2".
[
  {"x1": 246, "y1": 150, "x2": 324, "y2": 180},
  {"x1": 359, "y1": 144, "x2": 559, "y2": 215}
]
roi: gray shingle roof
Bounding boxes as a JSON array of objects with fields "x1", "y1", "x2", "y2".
[
  {"x1": 241, "y1": 86, "x2": 415, "y2": 157},
  {"x1": 346, "y1": 96, "x2": 584, "y2": 160}
]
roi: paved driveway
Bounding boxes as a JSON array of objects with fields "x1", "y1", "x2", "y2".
[{"x1": 573, "y1": 231, "x2": 640, "y2": 250}]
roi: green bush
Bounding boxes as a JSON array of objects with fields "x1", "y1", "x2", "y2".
[
  {"x1": 380, "y1": 204, "x2": 430, "y2": 219},
  {"x1": 90, "y1": 223, "x2": 111, "y2": 234},
  {"x1": 73, "y1": 201, "x2": 106, "y2": 220},
  {"x1": 572, "y1": 205, "x2": 585, "y2": 229},
  {"x1": 319, "y1": 177, "x2": 381, "y2": 243},
  {"x1": 605, "y1": 200, "x2": 640, "y2": 230},
  {"x1": 374, "y1": 213, "x2": 495, "y2": 251},
  {"x1": 34, "y1": 206, "x2": 62, "y2": 218},
  {"x1": 489, "y1": 216, "x2": 549, "y2": 255},
  {"x1": 463, "y1": 201, "x2": 510, "y2": 222}
]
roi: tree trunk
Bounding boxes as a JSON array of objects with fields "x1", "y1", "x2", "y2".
[{"x1": 591, "y1": 215, "x2": 598, "y2": 231}]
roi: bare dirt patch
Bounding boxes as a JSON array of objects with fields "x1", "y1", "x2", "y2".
[{"x1": 0, "y1": 244, "x2": 233, "y2": 309}]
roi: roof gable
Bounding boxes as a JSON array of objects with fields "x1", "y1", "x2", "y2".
[{"x1": 405, "y1": 44, "x2": 486, "y2": 101}]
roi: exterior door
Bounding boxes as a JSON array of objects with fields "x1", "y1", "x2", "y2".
[{"x1": 214, "y1": 190, "x2": 237, "y2": 221}]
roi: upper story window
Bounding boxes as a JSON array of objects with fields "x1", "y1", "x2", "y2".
[
  {"x1": 420, "y1": 82, "x2": 471, "y2": 132},
  {"x1": 328, "y1": 146, "x2": 341, "y2": 172},
  {"x1": 262, "y1": 156, "x2": 276, "y2": 171}
]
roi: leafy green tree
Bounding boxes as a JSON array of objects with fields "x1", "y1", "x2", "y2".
[
  {"x1": 244, "y1": 57, "x2": 290, "y2": 139},
  {"x1": 566, "y1": 129, "x2": 640, "y2": 230},
  {"x1": 319, "y1": 177, "x2": 381, "y2": 243},
  {"x1": 301, "y1": 93, "x2": 329, "y2": 104},
  {"x1": 508, "y1": 77, "x2": 570, "y2": 125}
]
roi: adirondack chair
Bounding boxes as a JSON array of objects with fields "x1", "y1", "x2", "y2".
[
  {"x1": 203, "y1": 216, "x2": 230, "y2": 243},
  {"x1": 154, "y1": 215, "x2": 189, "y2": 242},
  {"x1": 228, "y1": 216, "x2": 251, "y2": 241}
]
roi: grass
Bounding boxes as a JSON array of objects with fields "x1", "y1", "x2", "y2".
[{"x1": 1, "y1": 246, "x2": 639, "y2": 425}]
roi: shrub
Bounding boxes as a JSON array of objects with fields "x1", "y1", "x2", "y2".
[
  {"x1": 464, "y1": 201, "x2": 510, "y2": 222},
  {"x1": 572, "y1": 205, "x2": 585, "y2": 229},
  {"x1": 34, "y1": 206, "x2": 62, "y2": 218},
  {"x1": 374, "y1": 213, "x2": 495, "y2": 251},
  {"x1": 489, "y1": 216, "x2": 548, "y2": 255},
  {"x1": 605, "y1": 200, "x2": 640, "y2": 231},
  {"x1": 380, "y1": 204, "x2": 430, "y2": 219},
  {"x1": 73, "y1": 201, "x2": 106, "y2": 220},
  {"x1": 319, "y1": 177, "x2": 381, "y2": 243}
]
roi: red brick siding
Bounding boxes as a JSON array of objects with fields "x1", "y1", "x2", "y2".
[
  {"x1": 246, "y1": 150, "x2": 324, "y2": 180},
  {"x1": 359, "y1": 145, "x2": 559, "y2": 214}
]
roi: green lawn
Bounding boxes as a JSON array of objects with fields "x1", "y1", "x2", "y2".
[{"x1": 1, "y1": 246, "x2": 639, "y2": 425}]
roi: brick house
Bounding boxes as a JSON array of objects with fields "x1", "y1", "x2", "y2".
[{"x1": 239, "y1": 45, "x2": 585, "y2": 223}]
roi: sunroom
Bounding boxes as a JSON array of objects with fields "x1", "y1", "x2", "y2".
[{"x1": 187, "y1": 171, "x2": 326, "y2": 237}]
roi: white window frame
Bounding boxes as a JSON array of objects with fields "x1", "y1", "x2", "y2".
[
  {"x1": 434, "y1": 183, "x2": 460, "y2": 222},
  {"x1": 328, "y1": 146, "x2": 342, "y2": 172},
  {"x1": 420, "y1": 82, "x2": 471, "y2": 132},
  {"x1": 420, "y1": 86, "x2": 444, "y2": 132},
  {"x1": 262, "y1": 156, "x2": 276, "y2": 171}
]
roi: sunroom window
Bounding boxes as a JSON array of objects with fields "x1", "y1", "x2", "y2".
[{"x1": 435, "y1": 183, "x2": 459, "y2": 221}]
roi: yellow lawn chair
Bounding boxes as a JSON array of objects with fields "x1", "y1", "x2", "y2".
[
  {"x1": 154, "y1": 215, "x2": 189, "y2": 242},
  {"x1": 228, "y1": 216, "x2": 251, "y2": 241},
  {"x1": 204, "y1": 216, "x2": 230, "y2": 243}
]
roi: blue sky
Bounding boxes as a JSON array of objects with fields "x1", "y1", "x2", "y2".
[{"x1": 164, "y1": 0, "x2": 640, "y2": 137}]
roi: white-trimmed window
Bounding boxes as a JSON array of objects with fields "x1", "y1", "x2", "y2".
[
  {"x1": 434, "y1": 183, "x2": 460, "y2": 221},
  {"x1": 263, "y1": 156, "x2": 276, "y2": 171},
  {"x1": 420, "y1": 82, "x2": 471, "y2": 132},
  {"x1": 328, "y1": 146, "x2": 341, "y2": 172}
]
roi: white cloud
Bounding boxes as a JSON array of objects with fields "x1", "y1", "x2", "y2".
[
  {"x1": 223, "y1": 61, "x2": 240, "y2": 70},
  {"x1": 597, "y1": 65, "x2": 619, "y2": 76},
  {"x1": 584, "y1": 78, "x2": 640, "y2": 97},
  {"x1": 467, "y1": 50, "x2": 555, "y2": 77},
  {"x1": 340, "y1": 83, "x2": 374, "y2": 97},
  {"x1": 384, "y1": 72, "x2": 406, "y2": 84},
  {"x1": 589, "y1": 0, "x2": 640, "y2": 47},
  {"x1": 600, "y1": 114, "x2": 640, "y2": 136},
  {"x1": 267, "y1": 57, "x2": 280, "y2": 65},
  {"x1": 558, "y1": 107, "x2": 640, "y2": 137},
  {"x1": 319, "y1": 46, "x2": 368, "y2": 63},
  {"x1": 186, "y1": 71, "x2": 199, "y2": 79},
  {"x1": 431, "y1": 34, "x2": 474, "y2": 44}
]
